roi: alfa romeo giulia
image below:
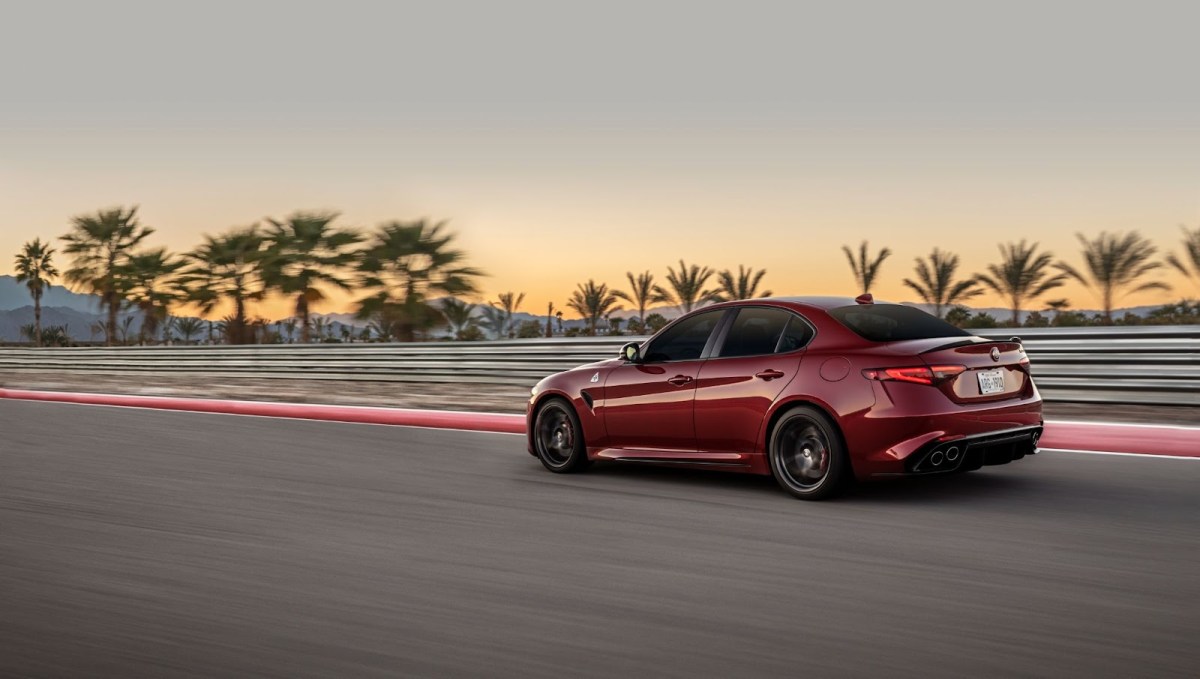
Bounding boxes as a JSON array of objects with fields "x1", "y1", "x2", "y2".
[{"x1": 527, "y1": 295, "x2": 1043, "y2": 499}]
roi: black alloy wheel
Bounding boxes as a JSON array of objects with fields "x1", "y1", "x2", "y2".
[
  {"x1": 533, "y1": 398, "x2": 589, "y2": 473},
  {"x1": 768, "y1": 406, "x2": 849, "y2": 500}
]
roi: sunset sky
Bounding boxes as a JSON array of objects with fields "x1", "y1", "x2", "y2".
[{"x1": 2, "y1": 1, "x2": 1198, "y2": 319}]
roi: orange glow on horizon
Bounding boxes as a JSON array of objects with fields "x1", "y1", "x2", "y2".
[{"x1": 4, "y1": 126, "x2": 1197, "y2": 322}]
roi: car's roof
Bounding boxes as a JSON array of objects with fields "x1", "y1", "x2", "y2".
[
  {"x1": 691, "y1": 296, "x2": 901, "y2": 315},
  {"x1": 762, "y1": 296, "x2": 865, "y2": 310}
]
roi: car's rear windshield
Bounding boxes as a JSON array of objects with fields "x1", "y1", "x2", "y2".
[{"x1": 828, "y1": 304, "x2": 970, "y2": 342}]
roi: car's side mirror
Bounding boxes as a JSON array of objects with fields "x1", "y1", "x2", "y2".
[{"x1": 619, "y1": 342, "x2": 642, "y2": 362}]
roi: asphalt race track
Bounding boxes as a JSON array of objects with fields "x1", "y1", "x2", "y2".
[{"x1": 2, "y1": 400, "x2": 1197, "y2": 678}]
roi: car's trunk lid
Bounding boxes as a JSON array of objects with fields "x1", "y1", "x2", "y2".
[{"x1": 917, "y1": 337, "x2": 1030, "y2": 402}]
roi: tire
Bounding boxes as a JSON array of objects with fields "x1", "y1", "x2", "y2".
[
  {"x1": 767, "y1": 406, "x2": 850, "y2": 500},
  {"x1": 532, "y1": 398, "x2": 590, "y2": 473}
]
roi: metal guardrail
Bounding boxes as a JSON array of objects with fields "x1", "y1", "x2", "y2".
[{"x1": 0, "y1": 326, "x2": 1197, "y2": 406}]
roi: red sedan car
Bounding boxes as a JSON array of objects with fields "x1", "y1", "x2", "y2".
[{"x1": 526, "y1": 296, "x2": 1043, "y2": 499}]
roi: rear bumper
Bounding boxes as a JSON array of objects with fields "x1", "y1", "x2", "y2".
[
  {"x1": 873, "y1": 425, "x2": 1042, "y2": 476},
  {"x1": 849, "y1": 380, "x2": 1044, "y2": 478}
]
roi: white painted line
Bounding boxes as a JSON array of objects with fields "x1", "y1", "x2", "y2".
[
  {"x1": 1040, "y1": 447, "x2": 1200, "y2": 460},
  {"x1": 6, "y1": 399, "x2": 528, "y2": 436},
  {"x1": 1046, "y1": 419, "x2": 1200, "y2": 432}
]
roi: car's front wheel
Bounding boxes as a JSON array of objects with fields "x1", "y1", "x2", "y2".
[
  {"x1": 768, "y1": 406, "x2": 849, "y2": 500},
  {"x1": 533, "y1": 398, "x2": 590, "y2": 473}
]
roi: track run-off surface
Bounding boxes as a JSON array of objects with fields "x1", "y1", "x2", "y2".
[{"x1": 2, "y1": 399, "x2": 1197, "y2": 678}]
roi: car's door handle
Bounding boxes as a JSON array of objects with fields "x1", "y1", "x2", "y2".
[
  {"x1": 755, "y1": 369, "x2": 785, "y2": 381},
  {"x1": 667, "y1": 375, "x2": 694, "y2": 386}
]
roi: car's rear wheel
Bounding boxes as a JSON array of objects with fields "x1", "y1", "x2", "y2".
[
  {"x1": 768, "y1": 406, "x2": 849, "y2": 500},
  {"x1": 533, "y1": 398, "x2": 589, "y2": 473}
]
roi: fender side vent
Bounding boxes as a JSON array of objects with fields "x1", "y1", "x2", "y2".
[{"x1": 580, "y1": 390, "x2": 595, "y2": 410}]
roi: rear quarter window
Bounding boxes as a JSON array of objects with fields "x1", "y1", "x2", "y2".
[{"x1": 828, "y1": 304, "x2": 969, "y2": 342}]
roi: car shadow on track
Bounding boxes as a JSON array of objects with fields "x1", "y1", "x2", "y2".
[
  {"x1": 845, "y1": 470, "x2": 1040, "y2": 505},
  {"x1": 576, "y1": 461, "x2": 1041, "y2": 506}
]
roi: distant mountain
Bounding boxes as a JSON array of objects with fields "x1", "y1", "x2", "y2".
[
  {"x1": 0, "y1": 275, "x2": 100, "y2": 313},
  {"x1": 0, "y1": 306, "x2": 127, "y2": 342},
  {"x1": 310, "y1": 312, "x2": 361, "y2": 326},
  {"x1": 896, "y1": 301, "x2": 1161, "y2": 323}
]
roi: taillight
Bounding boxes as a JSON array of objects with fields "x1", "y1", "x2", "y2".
[
  {"x1": 862, "y1": 365, "x2": 966, "y2": 386},
  {"x1": 1017, "y1": 356, "x2": 1031, "y2": 374}
]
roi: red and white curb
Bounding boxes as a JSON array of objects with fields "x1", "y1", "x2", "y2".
[
  {"x1": 1, "y1": 388, "x2": 1196, "y2": 458},
  {"x1": 0, "y1": 388, "x2": 525, "y2": 435}
]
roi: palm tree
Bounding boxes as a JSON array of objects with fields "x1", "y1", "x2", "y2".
[
  {"x1": 261, "y1": 211, "x2": 361, "y2": 343},
  {"x1": 1044, "y1": 299, "x2": 1070, "y2": 324},
  {"x1": 842, "y1": 241, "x2": 892, "y2": 296},
  {"x1": 215, "y1": 315, "x2": 234, "y2": 344},
  {"x1": 567, "y1": 280, "x2": 623, "y2": 336},
  {"x1": 116, "y1": 315, "x2": 137, "y2": 345},
  {"x1": 354, "y1": 219, "x2": 483, "y2": 342},
  {"x1": 499, "y1": 291, "x2": 523, "y2": 335},
  {"x1": 174, "y1": 317, "x2": 205, "y2": 344},
  {"x1": 60, "y1": 206, "x2": 154, "y2": 345},
  {"x1": 183, "y1": 226, "x2": 265, "y2": 345},
  {"x1": 310, "y1": 316, "x2": 334, "y2": 342},
  {"x1": 660, "y1": 260, "x2": 717, "y2": 313},
  {"x1": 477, "y1": 305, "x2": 509, "y2": 339},
  {"x1": 159, "y1": 317, "x2": 177, "y2": 345},
  {"x1": 975, "y1": 241, "x2": 1068, "y2": 326},
  {"x1": 613, "y1": 271, "x2": 670, "y2": 329},
  {"x1": 278, "y1": 317, "x2": 298, "y2": 343},
  {"x1": 490, "y1": 291, "x2": 525, "y2": 338},
  {"x1": 366, "y1": 310, "x2": 396, "y2": 342},
  {"x1": 902, "y1": 249, "x2": 982, "y2": 318},
  {"x1": 252, "y1": 317, "x2": 276, "y2": 344},
  {"x1": 42, "y1": 324, "x2": 70, "y2": 347},
  {"x1": 23, "y1": 324, "x2": 71, "y2": 347},
  {"x1": 120, "y1": 247, "x2": 184, "y2": 344},
  {"x1": 440, "y1": 298, "x2": 478, "y2": 340},
  {"x1": 1166, "y1": 224, "x2": 1200, "y2": 291},
  {"x1": 13, "y1": 238, "x2": 59, "y2": 347},
  {"x1": 1055, "y1": 231, "x2": 1169, "y2": 324},
  {"x1": 544, "y1": 302, "x2": 557, "y2": 338},
  {"x1": 711, "y1": 265, "x2": 772, "y2": 302}
]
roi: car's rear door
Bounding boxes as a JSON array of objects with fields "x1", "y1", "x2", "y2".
[
  {"x1": 601, "y1": 309, "x2": 727, "y2": 453},
  {"x1": 694, "y1": 307, "x2": 814, "y2": 460}
]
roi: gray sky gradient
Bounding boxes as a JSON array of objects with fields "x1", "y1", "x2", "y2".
[
  {"x1": 4, "y1": 0, "x2": 1198, "y2": 125},
  {"x1": 2, "y1": 0, "x2": 1198, "y2": 315}
]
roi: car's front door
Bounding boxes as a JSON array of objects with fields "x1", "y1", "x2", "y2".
[
  {"x1": 694, "y1": 307, "x2": 814, "y2": 459},
  {"x1": 601, "y1": 309, "x2": 727, "y2": 453}
]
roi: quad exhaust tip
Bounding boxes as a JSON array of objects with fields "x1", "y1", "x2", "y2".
[
  {"x1": 920, "y1": 431, "x2": 1039, "y2": 471},
  {"x1": 920, "y1": 443, "x2": 962, "y2": 470}
]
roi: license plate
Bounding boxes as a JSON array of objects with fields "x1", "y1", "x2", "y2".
[{"x1": 977, "y1": 369, "x2": 1006, "y2": 395}]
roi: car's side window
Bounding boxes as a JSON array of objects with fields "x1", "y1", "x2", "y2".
[
  {"x1": 643, "y1": 310, "x2": 724, "y2": 362},
  {"x1": 776, "y1": 315, "x2": 815, "y2": 353},
  {"x1": 718, "y1": 308, "x2": 791, "y2": 358},
  {"x1": 717, "y1": 308, "x2": 814, "y2": 358}
]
